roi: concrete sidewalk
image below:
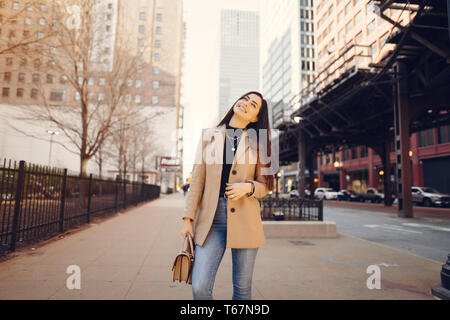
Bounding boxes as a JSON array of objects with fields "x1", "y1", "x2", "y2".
[{"x1": 0, "y1": 192, "x2": 443, "y2": 300}]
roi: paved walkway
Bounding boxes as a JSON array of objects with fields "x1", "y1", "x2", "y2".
[{"x1": 0, "y1": 192, "x2": 443, "y2": 299}]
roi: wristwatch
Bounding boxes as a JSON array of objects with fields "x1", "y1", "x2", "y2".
[{"x1": 247, "y1": 181, "x2": 255, "y2": 197}]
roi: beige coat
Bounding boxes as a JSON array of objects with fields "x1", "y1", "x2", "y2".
[{"x1": 182, "y1": 124, "x2": 271, "y2": 248}]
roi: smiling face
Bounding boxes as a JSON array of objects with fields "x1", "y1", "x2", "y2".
[{"x1": 232, "y1": 93, "x2": 263, "y2": 123}]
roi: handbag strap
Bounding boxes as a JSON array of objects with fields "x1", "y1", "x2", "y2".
[{"x1": 183, "y1": 233, "x2": 194, "y2": 256}]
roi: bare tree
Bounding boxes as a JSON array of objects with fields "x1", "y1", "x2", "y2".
[{"x1": 7, "y1": 0, "x2": 167, "y2": 178}]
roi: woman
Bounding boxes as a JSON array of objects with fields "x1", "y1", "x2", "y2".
[{"x1": 180, "y1": 91, "x2": 274, "y2": 300}]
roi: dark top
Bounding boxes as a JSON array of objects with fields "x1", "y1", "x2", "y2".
[{"x1": 219, "y1": 122, "x2": 247, "y2": 197}]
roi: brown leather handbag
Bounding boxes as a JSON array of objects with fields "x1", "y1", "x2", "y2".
[{"x1": 172, "y1": 233, "x2": 195, "y2": 284}]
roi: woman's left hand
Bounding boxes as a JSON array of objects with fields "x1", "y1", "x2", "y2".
[{"x1": 225, "y1": 182, "x2": 251, "y2": 200}]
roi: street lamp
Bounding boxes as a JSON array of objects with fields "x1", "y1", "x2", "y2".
[
  {"x1": 47, "y1": 129, "x2": 59, "y2": 167},
  {"x1": 275, "y1": 171, "x2": 281, "y2": 199},
  {"x1": 334, "y1": 160, "x2": 343, "y2": 170}
]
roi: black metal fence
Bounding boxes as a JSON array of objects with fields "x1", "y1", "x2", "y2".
[
  {"x1": 0, "y1": 159, "x2": 160, "y2": 254},
  {"x1": 258, "y1": 197, "x2": 323, "y2": 221}
]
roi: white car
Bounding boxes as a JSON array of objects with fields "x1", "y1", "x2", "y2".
[
  {"x1": 411, "y1": 186, "x2": 450, "y2": 207},
  {"x1": 314, "y1": 188, "x2": 338, "y2": 200}
]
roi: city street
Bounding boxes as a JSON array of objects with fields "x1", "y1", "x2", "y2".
[
  {"x1": 0, "y1": 193, "x2": 443, "y2": 300},
  {"x1": 324, "y1": 201, "x2": 450, "y2": 264}
]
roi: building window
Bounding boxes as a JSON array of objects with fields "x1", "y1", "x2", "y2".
[
  {"x1": 156, "y1": 26, "x2": 161, "y2": 34},
  {"x1": 88, "y1": 77, "x2": 94, "y2": 86},
  {"x1": 155, "y1": 40, "x2": 160, "y2": 47},
  {"x1": 438, "y1": 125, "x2": 450, "y2": 144},
  {"x1": 346, "y1": 20, "x2": 352, "y2": 33},
  {"x1": 39, "y1": 18, "x2": 45, "y2": 25},
  {"x1": 50, "y1": 90, "x2": 65, "y2": 101},
  {"x1": 34, "y1": 59, "x2": 41, "y2": 68},
  {"x1": 137, "y1": 65, "x2": 143, "y2": 73},
  {"x1": 32, "y1": 73, "x2": 40, "y2": 83},
  {"x1": 75, "y1": 91, "x2": 80, "y2": 101},
  {"x1": 354, "y1": 10, "x2": 362, "y2": 25},
  {"x1": 351, "y1": 146, "x2": 358, "y2": 159},
  {"x1": 106, "y1": 25, "x2": 111, "y2": 32},
  {"x1": 25, "y1": 17, "x2": 32, "y2": 25},
  {"x1": 156, "y1": 13, "x2": 162, "y2": 21},
  {"x1": 153, "y1": 66, "x2": 160, "y2": 74},
  {"x1": 13, "y1": 2, "x2": 19, "y2": 10},
  {"x1": 37, "y1": 32, "x2": 44, "y2": 39},
  {"x1": 138, "y1": 39, "x2": 145, "y2": 47},
  {"x1": 139, "y1": 12, "x2": 146, "y2": 20},
  {"x1": 345, "y1": 2, "x2": 352, "y2": 15},
  {"x1": 135, "y1": 95, "x2": 141, "y2": 104},
  {"x1": 139, "y1": 25, "x2": 144, "y2": 33},
  {"x1": 4, "y1": 72, "x2": 11, "y2": 81},
  {"x1": 16, "y1": 88, "x2": 24, "y2": 97},
  {"x1": 154, "y1": 53, "x2": 160, "y2": 61},
  {"x1": 31, "y1": 88, "x2": 38, "y2": 99},
  {"x1": 46, "y1": 74, "x2": 53, "y2": 84},
  {"x1": 152, "y1": 80, "x2": 159, "y2": 89},
  {"x1": 370, "y1": 41, "x2": 377, "y2": 59},
  {"x1": 18, "y1": 73, "x2": 25, "y2": 82},
  {"x1": 135, "y1": 80, "x2": 142, "y2": 88},
  {"x1": 338, "y1": 28, "x2": 344, "y2": 42},
  {"x1": 6, "y1": 57, "x2": 13, "y2": 65},
  {"x1": 60, "y1": 75, "x2": 67, "y2": 84},
  {"x1": 360, "y1": 145, "x2": 368, "y2": 158},
  {"x1": 2, "y1": 87, "x2": 9, "y2": 97},
  {"x1": 99, "y1": 77, "x2": 105, "y2": 86},
  {"x1": 380, "y1": 31, "x2": 389, "y2": 48},
  {"x1": 152, "y1": 95, "x2": 158, "y2": 104},
  {"x1": 338, "y1": 10, "x2": 344, "y2": 24},
  {"x1": 418, "y1": 128, "x2": 435, "y2": 147},
  {"x1": 98, "y1": 92, "x2": 104, "y2": 101},
  {"x1": 128, "y1": 79, "x2": 133, "y2": 87},
  {"x1": 367, "y1": 19, "x2": 376, "y2": 35}
]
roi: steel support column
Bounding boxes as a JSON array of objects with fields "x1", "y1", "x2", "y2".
[
  {"x1": 307, "y1": 149, "x2": 316, "y2": 198},
  {"x1": 383, "y1": 140, "x2": 393, "y2": 207},
  {"x1": 393, "y1": 60, "x2": 413, "y2": 217},
  {"x1": 298, "y1": 127, "x2": 307, "y2": 198}
]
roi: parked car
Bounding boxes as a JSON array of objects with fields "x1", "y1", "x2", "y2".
[
  {"x1": 314, "y1": 188, "x2": 338, "y2": 200},
  {"x1": 358, "y1": 188, "x2": 384, "y2": 203},
  {"x1": 411, "y1": 186, "x2": 450, "y2": 207},
  {"x1": 289, "y1": 189, "x2": 311, "y2": 198},
  {"x1": 1, "y1": 193, "x2": 14, "y2": 201},
  {"x1": 337, "y1": 189, "x2": 361, "y2": 201}
]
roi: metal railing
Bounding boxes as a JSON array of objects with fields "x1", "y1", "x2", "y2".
[
  {"x1": 0, "y1": 159, "x2": 160, "y2": 254},
  {"x1": 258, "y1": 197, "x2": 323, "y2": 221}
]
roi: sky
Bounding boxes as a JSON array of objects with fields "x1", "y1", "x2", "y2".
[{"x1": 181, "y1": 0, "x2": 260, "y2": 179}]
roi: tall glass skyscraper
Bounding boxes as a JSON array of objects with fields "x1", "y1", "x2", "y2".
[{"x1": 218, "y1": 9, "x2": 260, "y2": 121}]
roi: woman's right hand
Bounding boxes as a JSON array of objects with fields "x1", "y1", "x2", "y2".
[{"x1": 181, "y1": 218, "x2": 194, "y2": 239}]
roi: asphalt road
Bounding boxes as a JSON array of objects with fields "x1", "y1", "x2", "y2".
[{"x1": 323, "y1": 203, "x2": 450, "y2": 264}]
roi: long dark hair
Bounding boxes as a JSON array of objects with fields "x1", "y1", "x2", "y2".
[{"x1": 217, "y1": 91, "x2": 274, "y2": 191}]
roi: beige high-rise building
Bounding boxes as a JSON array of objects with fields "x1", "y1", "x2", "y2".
[{"x1": 313, "y1": 0, "x2": 415, "y2": 87}]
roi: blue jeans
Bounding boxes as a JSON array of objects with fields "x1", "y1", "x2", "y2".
[{"x1": 191, "y1": 197, "x2": 258, "y2": 300}]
